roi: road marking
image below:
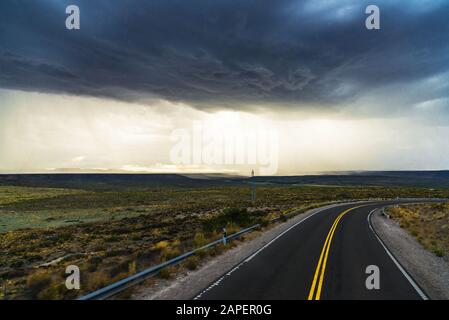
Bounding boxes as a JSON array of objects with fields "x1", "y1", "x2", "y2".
[
  {"x1": 308, "y1": 205, "x2": 365, "y2": 300},
  {"x1": 307, "y1": 212, "x2": 341, "y2": 300},
  {"x1": 194, "y1": 202, "x2": 366, "y2": 300},
  {"x1": 367, "y1": 209, "x2": 429, "y2": 300}
]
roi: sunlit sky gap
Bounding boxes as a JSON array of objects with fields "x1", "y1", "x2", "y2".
[{"x1": 0, "y1": 1, "x2": 448, "y2": 175}]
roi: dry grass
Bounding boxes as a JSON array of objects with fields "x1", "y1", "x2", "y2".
[
  {"x1": 387, "y1": 202, "x2": 449, "y2": 258},
  {"x1": 2, "y1": 185, "x2": 449, "y2": 299}
]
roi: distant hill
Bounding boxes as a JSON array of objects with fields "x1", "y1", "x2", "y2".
[
  {"x1": 246, "y1": 171, "x2": 449, "y2": 188},
  {"x1": 0, "y1": 174, "x2": 229, "y2": 190},
  {"x1": 0, "y1": 171, "x2": 447, "y2": 189}
]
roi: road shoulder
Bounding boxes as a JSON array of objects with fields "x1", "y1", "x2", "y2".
[
  {"x1": 132, "y1": 202, "x2": 356, "y2": 300},
  {"x1": 372, "y1": 209, "x2": 449, "y2": 300}
]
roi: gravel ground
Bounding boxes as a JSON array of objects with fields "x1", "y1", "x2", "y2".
[
  {"x1": 372, "y1": 209, "x2": 449, "y2": 300},
  {"x1": 133, "y1": 201, "x2": 359, "y2": 300}
]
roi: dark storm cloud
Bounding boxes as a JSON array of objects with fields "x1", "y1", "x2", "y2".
[{"x1": 1, "y1": 0, "x2": 449, "y2": 111}]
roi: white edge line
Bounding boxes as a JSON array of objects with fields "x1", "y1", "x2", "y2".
[
  {"x1": 193, "y1": 201, "x2": 360, "y2": 300},
  {"x1": 367, "y1": 208, "x2": 429, "y2": 300}
]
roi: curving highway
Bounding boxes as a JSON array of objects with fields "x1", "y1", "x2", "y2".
[{"x1": 195, "y1": 200, "x2": 437, "y2": 300}]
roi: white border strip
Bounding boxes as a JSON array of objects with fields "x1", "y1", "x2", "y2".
[{"x1": 367, "y1": 209, "x2": 429, "y2": 300}]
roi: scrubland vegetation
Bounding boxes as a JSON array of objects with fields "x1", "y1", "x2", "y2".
[
  {"x1": 1, "y1": 184, "x2": 448, "y2": 299},
  {"x1": 387, "y1": 202, "x2": 449, "y2": 258}
]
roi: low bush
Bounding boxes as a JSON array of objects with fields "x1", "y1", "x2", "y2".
[
  {"x1": 158, "y1": 268, "x2": 172, "y2": 279},
  {"x1": 26, "y1": 272, "x2": 52, "y2": 298},
  {"x1": 184, "y1": 256, "x2": 200, "y2": 270},
  {"x1": 160, "y1": 246, "x2": 181, "y2": 261},
  {"x1": 433, "y1": 248, "x2": 444, "y2": 257}
]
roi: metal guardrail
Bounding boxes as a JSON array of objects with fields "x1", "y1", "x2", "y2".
[
  {"x1": 77, "y1": 200, "x2": 363, "y2": 300},
  {"x1": 78, "y1": 201, "x2": 331, "y2": 300},
  {"x1": 380, "y1": 198, "x2": 449, "y2": 219},
  {"x1": 78, "y1": 223, "x2": 263, "y2": 300},
  {"x1": 381, "y1": 208, "x2": 391, "y2": 219},
  {"x1": 78, "y1": 197, "x2": 448, "y2": 300}
]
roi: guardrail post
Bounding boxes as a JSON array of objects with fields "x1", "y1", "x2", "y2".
[
  {"x1": 381, "y1": 208, "x2": 391, "y2": 219},
  {"x1": 222, "y1": 227, "x2": 227, "y2": 246}
]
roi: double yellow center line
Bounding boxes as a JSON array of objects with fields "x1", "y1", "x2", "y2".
[{"x1": 307, "y1": 205, "x2": 365, "y2": 300}]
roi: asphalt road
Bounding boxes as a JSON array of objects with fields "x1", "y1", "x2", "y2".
[{"x1": 195, "y1": 201, "x2": 434, "y2": 300}]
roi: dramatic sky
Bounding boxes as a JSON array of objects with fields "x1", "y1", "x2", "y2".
[{"x1": 0, "y1": 0, "x2": 448, "y2": 174}]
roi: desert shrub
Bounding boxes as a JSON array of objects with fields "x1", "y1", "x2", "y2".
[
  {"x1": 433, "y1": 248, "x2": 444, "y2": 257},
  {"x1": 208, "y1": 244, "x2": 225, "y2": 257},
  {"x1": 260, "y1": 220, "x2": 270, "y2": 228},
  {"x1": 430, "y1": 203, "x2": 445, "y2": 211},
  {"x1": 158, "y1": 268, "x2": 172, "y2": 279},
  {"x1": 93, "y1": 244, "x2": 106, "y2": 252},
  {"x1": 225, "y1": 223, "x2": 241, "y2": 234},
  {"x1": 224, "y1": 207, "x2": 245, "y2": 219},
  {"x1": 108, "y1": 259, "x2": 133, "y2": 278},
  {"x1": 160, "y1": 246, "x2": 181, "y2": 261},
  {"x1": 87, "y1": 272, "x2": 110, "y2": 291},
  {"x1": 37, "y1": 283, "x2": 65, "y2": 300},
  {"x1": 27, "y1": 254, "x2": 43, "y2": 262},
  {"x1": 337, "y1": 192, "x2": 351, "y2": 199},
  {"x1": 105, "y1": 235, "x2": 120, "y2": 242},
  {"x1": 128, "y1": 261, "x2": 137, "y2": 275},
  {"x1": 115, "y1": 287, "x2": 134, "y2": 299},
  {"x1": 154, "y1": 240, "x2": 169, "y2": 250},
  {"x1": 193, "y1": 232, "x2": 207, "y2": 247},
  {"x1": 86, "y1": 263, "x2": 97, "y2": 273},
  {"x1": 196, "y1": 249, "x2": 208, "y2": 259},
  {"x1": 26, "y1": 272, "x2": 52, "y2": 298},
  {"x1": 400, "y1": 222, "x2": 410, "y2": 229},
  {"x1": 58, "y1": 232, "x2": 72, "y2": 242},
  {"x1": 417, "y1": 236, "x2": 425, "y2": 245},
  {"x1": 104, "y1": 249, "x2": 123, "y2": 258},
  {"x1": 1, "y1": 268, "x2": 26, "y2": 279},
  {"x1": 70, "y1": 253, "x2": 85, "y2": 260},
  {"x1": 9, "y1": 260, "x2": 24, "y2": 268},
  {"x1": 203, "y1": 208, "x2": 255, "y2": 232},
  {"x1": 131, "y1": 234, "x2": 142, "y2": 241},
  {"x1": 111, "y1": 272, "x2": 131, "y2": 283},
  {"x1": 86, "y1": 256, "x2": 103, "y2": 272},
  {"x1": 135, "y1": 248, "x2": 159, "y2": 261},
  {"x1": 184, "y1": 256, "x2": 199, "y2": 270},
  {"x1": 88, "y1": 256, "x2": 103, "y2": 265}
]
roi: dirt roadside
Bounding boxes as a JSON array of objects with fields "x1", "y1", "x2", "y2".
[{"x1": 372, "y1": 209, "x2": 449, "y2": 300}]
